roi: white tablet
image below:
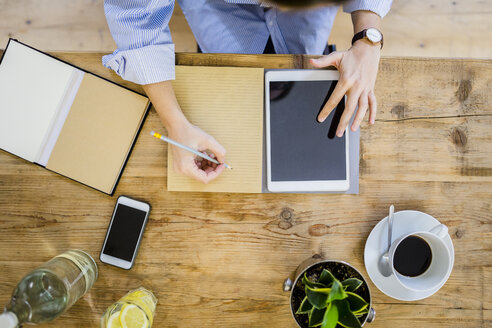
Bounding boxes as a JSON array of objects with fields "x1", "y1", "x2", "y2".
[{"x1": 265, "y1": 70, "x2": 349, "y2": 192}]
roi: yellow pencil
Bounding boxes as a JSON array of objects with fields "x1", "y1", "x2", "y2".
[{"x1": 150, "y1": 131, "x2": 232, "y2": 169}]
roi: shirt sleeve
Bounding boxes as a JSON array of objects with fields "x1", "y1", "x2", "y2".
[
  {"x1": 103, "y1": 0, "x2": 176, "y2": 85},
  {"x1": 343, "y1": 0, "x2": 393, "y2": 18}
]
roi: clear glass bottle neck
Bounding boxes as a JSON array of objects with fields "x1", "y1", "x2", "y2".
[{"x1": 5, "y1": 297, "x2": 31, "y2": 324}]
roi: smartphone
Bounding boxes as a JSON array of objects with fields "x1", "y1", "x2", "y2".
[{"x1": 100, "y1": 196, "x2": 151, "y2": 270}]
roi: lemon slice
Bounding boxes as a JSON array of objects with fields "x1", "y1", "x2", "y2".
[
  {"x1": 120, "y1": 304, "x2": 149, "y2": 328},
  {"x1": 106, "y1": 311, "x2": 123, "y2": 328},
  {"x1": 128, "y1": 290, "x2": 147, "y2": 299}
]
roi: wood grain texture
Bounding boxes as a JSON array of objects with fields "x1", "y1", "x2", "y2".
[
  {"x1": 0, "y1": 52, "x2": 491, "y2": 327},
  {"x1": 0, "y1": 0, "x2": 196, "y2": 53},
  {"x1": 1, "y1": 0, "x2": 492, "y2": 58},
  {"x1": 328, "y1": 1, "x2": 492, "y2": 58}
]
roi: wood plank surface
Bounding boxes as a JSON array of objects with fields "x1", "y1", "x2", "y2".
[
  {"x1": 1, "y1": 0, "x2": 492, "y2": 58},
  {"x1": 0, "y1": 0, "x2": 195, "y2": 52},
  {"x1": 330, "y1": 1, "x2": 492, "y2": 58},
  {"x1": 0, "y1": 52, "x2": 491, "y2": 328}
]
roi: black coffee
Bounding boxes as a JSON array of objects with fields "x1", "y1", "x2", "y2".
[{"x1": 393, "y1": 235, "x2": 432, "y2": 277}]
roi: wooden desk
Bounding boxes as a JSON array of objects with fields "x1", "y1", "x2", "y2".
[{"x1": 0, "y1": 52, "x2": 491, "y2": 328}]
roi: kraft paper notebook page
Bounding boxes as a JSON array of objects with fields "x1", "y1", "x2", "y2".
[
  {"x1": 167, "y1": 66, "x2": 264, "y2": 193},
  {"x1": 0, "y1": 39, "x2": 150, "y2": 194}
]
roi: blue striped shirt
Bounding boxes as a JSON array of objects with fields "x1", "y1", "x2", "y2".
[{"x1": 103, "y1": 0, "x2": 392, "y2": 85}]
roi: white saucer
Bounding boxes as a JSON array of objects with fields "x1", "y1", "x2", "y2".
[{"x1": 364, "y1": 210, "x2": 454, "y2": 301}]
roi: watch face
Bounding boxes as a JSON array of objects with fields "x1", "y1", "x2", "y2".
[{"x1": 366, "y1": 28, "x2": 382, "y2": 43}]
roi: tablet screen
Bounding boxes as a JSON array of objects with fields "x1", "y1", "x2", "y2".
[{"x1": 269, "y1": 80, "x2": 346, "y2": 182}]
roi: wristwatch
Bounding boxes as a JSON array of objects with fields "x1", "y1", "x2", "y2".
[{"x1": 351, "y1": 28, "x2": 383, "y2": 49}]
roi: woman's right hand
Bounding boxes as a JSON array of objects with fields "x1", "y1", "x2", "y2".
[
  {"x1": 142, "y1": 81, "x2": 227, "y2": 184},
  {"x1": 168, "y1": 121, "x2": 227, "y2": 184}
]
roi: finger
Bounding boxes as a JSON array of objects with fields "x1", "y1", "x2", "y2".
[
  {"x1": 195, "y1": 152, "x2": 211, "y2": 169},
  {"x1": 198, "y1": 152, "x2": 209, "y2": 166},
  {"x1": 336, "y1": 90, "x2": 361, "y2": 137},
  {"x1": 203, "y1": 137, "x2": 226, "y2": 163},
  {"x1": 201, "y1": 158, "x2": 217, "y2": 171},
  {"x1": 317, "y1": 79, "x2": 351, "y2": 122},
  {"x1": 191, "y1": 164, "x2": 225, "y2": 184},
  {"x1": 194, "y1": 155, "x2": 203, "y2": 167},
  {"x1": 206, "y1": 152, "x2": 218, "y2": 168},
  {"x1": 310, "y1": 51, "x2": 343, "y2": 69},
  {"x1": 186, "y1": 165, "x2": 210, "y2": 184},
  {"x1": 203, "y1": 159, "x2": 217, "y2": 170},
  {"x1": 214, "y1": 163, "x2": 225, "y2": 175},
  {"x1": 368, "y1": 91, "x2": 377, "y2": 124},
  {"x1": 351, "y1": 91, "x2": 369, "y2": 132}
]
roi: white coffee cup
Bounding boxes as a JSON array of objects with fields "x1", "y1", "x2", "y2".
[{"x1": 388, "y1": 224, "x2": 452, "y2": 292}]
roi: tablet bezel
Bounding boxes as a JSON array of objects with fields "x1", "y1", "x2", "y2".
[{"x1": 265, "y1": 70, "x2": 350, "y2": 192}]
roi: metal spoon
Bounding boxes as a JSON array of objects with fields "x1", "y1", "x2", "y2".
[{"x1": 379, "y1": 205, "x2": 394, "y2": 277}]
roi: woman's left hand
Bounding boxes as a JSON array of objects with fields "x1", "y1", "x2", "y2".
[{"x1": 310, "y1": 40, "x2": 381, "y2": 137}]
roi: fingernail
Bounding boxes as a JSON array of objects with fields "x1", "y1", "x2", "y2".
[
  {"x1": 318, "y1": 116, "x2": 325, "y2": 123},
  {"x1": 371, "y1": 119, "x2": 375, "y2": 124},
  {"x1": 336, "y1": 130, "x2": 342, "y2": 137}
]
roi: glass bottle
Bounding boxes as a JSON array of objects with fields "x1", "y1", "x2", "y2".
[{"x1": 0, "y1": 250, "x2": 98, "y2": 327}]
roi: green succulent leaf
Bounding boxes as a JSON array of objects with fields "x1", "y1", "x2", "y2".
[
  {"x1": 334, "y1": 299, "x2": 362, "y2": 328},
  {"x1": 354, "y1": 307, "x2": 369, "y2": 315},
  {"x1": 305, "y1": 285, "x2": 331, "y2": 309},
  {"x1": 304, "y1": 272, "x2": 328, "y2": 289},
  {"x1": 309, "y1": 307, "x2": 326, "y2": 327},
  {"x1": 354, "y1": 307, "x2": 369, "y2": 318},
  {"x1": 320, "y1": 303, "x2": 339, "y2": 328},
  {"x1": 327, "y1": 279, "x2": 347, "y2": 303},
  {"x1": 318, "y1": 269, "x2": 336, "y2": 287},
  {"x1": 346, "y1": 292, "x2": 368, "y2": 313},
  {"x1": 342, "y1": 278, "x2": 363, "y2": 292},
  {"x1": 296, "y1": 296, "x2": 314, "y2": 314}
]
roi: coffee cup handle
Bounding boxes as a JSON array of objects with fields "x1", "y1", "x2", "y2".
[{"x1": 429, "y1": 224, "x2": 448, "y2": 239}]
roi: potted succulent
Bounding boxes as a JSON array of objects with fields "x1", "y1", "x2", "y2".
[{"x1": 284, "y1": 255, "x2": 375, "y2": 328}]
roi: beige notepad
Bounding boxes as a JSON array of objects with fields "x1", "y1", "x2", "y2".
[
  {"x1": 167, "y1": 66, "x2": 264, "y2": 193},
  {"x1": 46, "y1": 74, "x2": 148, "y2": 193},
  {"x1": 0, "y1": 39, "x2": 150, "y2": 194}
]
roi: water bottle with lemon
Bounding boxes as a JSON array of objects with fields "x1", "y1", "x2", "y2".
[{"x1": 101, "y1": 287, "x2": 157, "y2": 328}]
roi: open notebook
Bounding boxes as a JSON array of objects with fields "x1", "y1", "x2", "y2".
[{"x1": 0, "y1": 39, "x2": 150, "y2": 194}]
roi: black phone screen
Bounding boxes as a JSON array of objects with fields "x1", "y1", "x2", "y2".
[{"x1": 103, "y1": 204, "x2": 147, "y2": 262}]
